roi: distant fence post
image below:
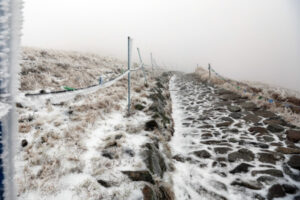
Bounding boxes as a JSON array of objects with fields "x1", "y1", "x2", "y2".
[
  {"x1": 137, "y1": 48, "x2": 147, "y2": 85},
  {"x1": 208, "y1": 63, "x2": 211, "y2": 82},
  {"x1": 127, "y1": 37, "x2": 132, "y2": 115},
  {"x1": 150, "y1": 53, "x2": 154, "y2": 72}
]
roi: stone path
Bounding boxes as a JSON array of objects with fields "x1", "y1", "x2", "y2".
[{"x1": 169, "y1": 73, "x2": 300, "y2": 200}]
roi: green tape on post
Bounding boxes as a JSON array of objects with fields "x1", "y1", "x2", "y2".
[{"x1": 64, "y1": 86, "x2": 75, "y2": 91}]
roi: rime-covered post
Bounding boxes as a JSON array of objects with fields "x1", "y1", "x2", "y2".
[
  {"x1": 0, "y1": 0, "x2": 20, "y2": 199},
  {"x1": 127, "y1": 37, "x2": 131, "y2": 115},
  {"x1": 137, "y1": 48, "x2": 147, "y2": 85},
  {"x1": 150, "y1": 53, "x2": 154, "y2": 71}
]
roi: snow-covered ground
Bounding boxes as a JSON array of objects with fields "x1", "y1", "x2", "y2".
[
  {"x1": 15, "y1": 48, "x2": 167, "y2": 199},
  {"x1": 169, "y1": 74, "x2": 300, "y2": 200}
]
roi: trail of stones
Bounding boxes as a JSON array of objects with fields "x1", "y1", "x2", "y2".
[{"x1": 170, "y1": 74, "x2": 300, "y2": 200}]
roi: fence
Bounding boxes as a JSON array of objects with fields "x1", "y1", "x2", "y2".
[{"x1": 207, "y1": 64, "x2": 300, "y2": 111}]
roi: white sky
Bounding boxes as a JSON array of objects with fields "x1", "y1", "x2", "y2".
[{"x1": 22, "y1": 0, "x2": 300, "y2": 91}]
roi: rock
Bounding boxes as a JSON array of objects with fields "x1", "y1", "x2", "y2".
[
  {"x1": 145, "y1": 120, "x2": 159, "y2": 131},
  {"x1": 216, "y1": 121, "x2": 232, "y2": 127},
  {"x1": 134, "y1": 104, "x2": 145, "y2": 111},
  {"x1": 276, "y1": 147, "x2": 300, "y2": 154},
  {"x1": 243, "y1": 114, "x2": 262, "y2": 124},
  {"x1": 221, "y1": 117, "x2": 234, "y2": 122},
  {"x1": 193, "y1": 150, "x2": 211, "y2": 158},
  {"x1": 217, "y1": 89, "x2": 233, "y2": 95},
  {"x1": 295, "y1": 196, "x2": 300, "y2": 200},
  {"x1": 102, "y1": 150, "x2": 114, "y2": 159},
  {"x1": 230, "y1": 113, "x2": 242, "y2": 119},
  {"x1": 262, "y1": 136, "x2": 274, "y2": 142},
  {"x1": 267, "y1": 124, "x2": 284, "y2": 133},
  {"x1": 248, "y1": 127, "x2": 268, "y2": 134},
  {"x1": 257, "y1": 152, "x2": 283, "y2": 164},
  {"x1": 172, "y1": 154, "x2": 185, "y2": 162},
  {"x1": 241, "y1": 102, "x2": 259, "y2": 111},
  {"x1": 228, "y1": 105, "x2": 241, "y2": 112},
  {"x1": 16, "y1": 102, "x2": 24, "y2": 108},
  {"x1": 21, "y1": 139, "x2": 28, "y2": 147},
  {"x1": 159, "y1": 185, "x2": 174, "y2": 200},
  {"x1": 200, "y1": 124, "x2": 214, "y2": 129},
  {"x1": 97, "y1": 179, "x2": 111, "y2": 188},
  {"x1": 254, "y1": 110, "x2": 276, "y2": 118},
  {"x1": 282, "y1": 184, "x2": 298, "y2": 194},
  {"x1": 263, "y1": 118, "x2": 287, "y2": 126},
  {"x1": 214, "y1": 147, "x2": 232, "y2": 154},
  {"x1": 287, "y1": 155, "x2": 300, "y2": 170},
  {"x1": 115, "y1": 134, "x2": 123, "y2": 140},
  {"x1": 124, "y1": 148, "x2": 135, "y2": 157},
  {"x1": 220, "y1": 94, "x2": 240, "y2": 101},
  {"x1": 282, "y1": 163, "x2": 300, "y2": 182},
  {"x1": 142, "y1": 185, "x2": 157, "y2": 200},
  {"x1": 230, "y1": 163, "x2": 254, "y2": 174},
  {"x1": 228, "y1": 148, "x2": 255, "y2": 162},
  {"x1": 201, "y1": 133, "x2": 213, "y2": 139},
  {"x1": 251, "y1": 169, "x2": 284, "y2": 177},
  {"x1": 286, "y1": 130, "x2": 300, "y2": 143},
  {"x1": 267, "y1": 184, "x2": 286, "y2": 200},
  {"x1": 122, "y1": 170, "x2": 154, "y2": 184},
  {"x1": 257, "y1": 176, "x2": 276, "y2": 184},
  {"x1": 231, "y1": 179, "x2": 263, "y2": 190},
  {"x1": 143, "y1": 143, "x2": 167, "y2": 177}
]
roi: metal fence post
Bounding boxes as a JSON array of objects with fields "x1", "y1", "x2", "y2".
[
  {"x1": 137, "y1": 48, "x2": 147, "y2": 85},
  {"x1": 208, "y1": 63, "x2": 211, "y2": 82},
  {"x1": 127, "y1": 37, "x2": 131, "y2": 115}
]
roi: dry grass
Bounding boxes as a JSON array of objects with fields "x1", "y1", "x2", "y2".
[{"x1": 195, "y1": 66, "x2": 300, "y2": 125}]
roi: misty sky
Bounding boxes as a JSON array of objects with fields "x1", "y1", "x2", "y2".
[{"x1": 22, "y1": 0, "x2": 300, "y2": 91}]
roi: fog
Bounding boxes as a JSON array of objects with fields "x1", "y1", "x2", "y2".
[{"x1": 22, "y1": 0, "x2": 300, "y2": 91}]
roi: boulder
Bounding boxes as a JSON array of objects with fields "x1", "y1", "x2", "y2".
[
  {"x1": 257, "y1": 152, "x2": 283, "y2": 164},
  {"x1": 267, "y1": 184, "x2": 286, "y2": 200},
  {"x1": 143, "y1": 143, "x2": 167, "y2": 177},
  {"x1": 286, "y1": 130, "x2": 300, "y2": 143},
  {"x1": 251, "y1": 169, "x2": 283, "y2": 177},
  {"x1": 134, "y1": 104, "x2": 145, "y2": 111},
  {"x1": 97, "y1": 179, "x2": 111, "y2": 188},
  {"x1": 142, "y1": 185, "x2": 157, "y2": 200},
  {"x1": 227, "y1": 105, "x2": 241, "y2": 112},
  {"x1": 214, "y1": 147, "x2": 232, "y2": 154},
  {"x1": 241, "y1": 102, "x2": 259, "y2": 111},
  {"x1": 216, "y1": 121, "x2": 232, "y2": 127},
  {"x1": 276, "y1": 147, "x2": 300, "y2": 154},
  {"x1": 21, "y1": 139, "x2": 28, "y2": 147},
  {"x1": 248, "y1": 127, "x2": 268, "y2": 134},
  {"x1": 145, "y1": 120, "x2": 159, "y2": 131},
  {"x1": 228, "y1": 148, "x2": 255, "y2": 162},
  {"x1": 122, "y1": 170, "x2": 154, "y2": 184},
  {"x1": 287, "y1": 155, "x2": 300, "y2": 170},
  {"x1": 267, "y1": 124, "x2": 284, "y2": 133},
  {"x1": 230, "y1": 113, "x2": 242, "y2": 119},
  {"x1": 230, "y1": 163, "x2": 254, "y2": 174},
  {"x1": 231, "y1": 180, "x2": 263, "y2": 190},
  {"x1": 193, "y1": 150, "x2": 211, "y2": 159},
  {"x1": 254, "y1": 110, "x2": 276, "y2": 118},
  {"x1": 243, "y1": 114, "x2": 262, "y2": 124}
]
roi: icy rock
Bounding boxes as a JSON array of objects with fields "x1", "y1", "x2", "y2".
[
  {"x1": 193, "y1": 150, "x2": 211, "y2": 158},
  {"x1": 282, "y1": 184, "x2": 298, "y2": 194},
  {"x1": 97, "y1": 179, "x2": 111, "y2": 188},
  {"x1": 145, "y1": 120, "x2": 159, "y2": 131},
  {"x1": 227, "y1": 105, "x2": 241, "y2": 112},
  {"x1": 229, "y1": 163, "x2": 254, "y2": 174},
  {"x1": 216, "y1": 121, "x2": 232, "y2": 127},
  {"x1": 286, "y1": 130, "x2": 300, "y2": 143},
  {"x1": 228, "y1": 148, "x2": 255, "y2": 162},
  {"x1": 251, "y1": 169, "x2": 284, "y2": 177},
  {"x1": 172, "y1": 154, "x2": 185, "y2": 162},
  {"x1": 122, "y1": 170, "x2": 154, "y2": 184},
  {"x1": 256, "y1": 176, "x2": 276, "y2": 185},
  {"x1": 248, "y1": 127, "x2": 269, "y2": 134},
  {"x1": 276, "y1": 147, "x2": 300, "y2": 154},
  {"x1": 243, "y1": 114, "x2": 262, "y2": 124},
  {"x1": 229, "y1": 112, "x2": 242, "y2": 119},
  {"x1": 142, "y1": 185, "x2": 157, "y2": 200},
  {"x1": 287, "y1": 155, "x2": 300, "y2": 170},
  {"x1": 231, "y1": 179, "x2": 263, "y2": 190},
  {"x1": 21, "y1": 139, "x2": 28, "y2": 147},
  {"x1": 267, "y1": 184, "x2": 286, "y2": 200},
  {"x1": 134, "y1": 104, "x2": 145, "y2": 111},
  {"x1": 214, "y1": 147, "x2": 232, "y2": 154},
  {"x1": 254, "y1": 110, "x2": 276, "y2": 118},
  {"x1": 257, "y1": 152, "x2": 283, "y2": 164},
  {"x1": 267, "y1": 124, "x2": 284, "y2": 133},
  {"x1": 241, "y1": 102, "x2": 259, "y2": 111},
  {"x1": 143, "y1": 143, "x2": 167, "y2": 178}
]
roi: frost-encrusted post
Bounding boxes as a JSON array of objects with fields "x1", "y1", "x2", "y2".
[
  {"x1": 150, "y1": 53, "x2": 154, "y2": 72},
  {"x1": 137, "y1": 48, "x2": 147, "y2": 85},
  {"x1": 127, "y1": 37, "x2": 132, "y2": 115},
  {"x1": 0, "y1": 0, "x2": 21, "y2": 199}
]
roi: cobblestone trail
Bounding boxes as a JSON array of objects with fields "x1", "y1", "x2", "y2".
[{"x1": 169, "y1": 73, "x2": 300, "y2": 200}]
